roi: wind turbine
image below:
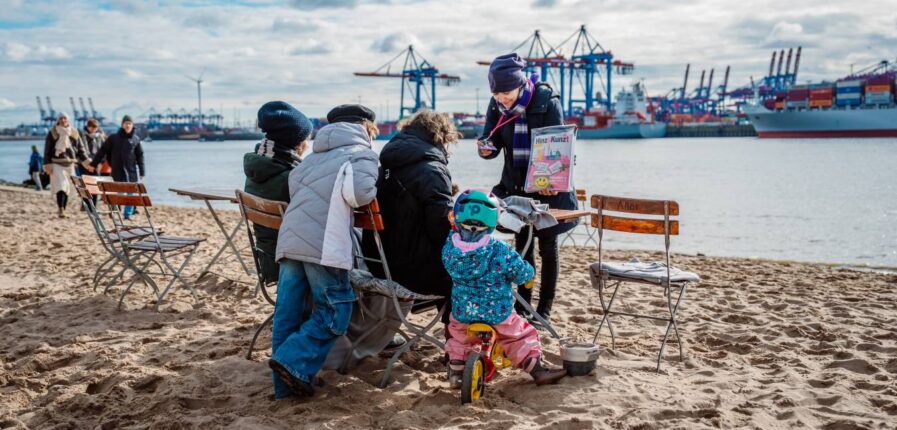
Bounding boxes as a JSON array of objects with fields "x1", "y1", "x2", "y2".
[{"x1": 186, "y1": 70, "x2": 205, "y2": 129}]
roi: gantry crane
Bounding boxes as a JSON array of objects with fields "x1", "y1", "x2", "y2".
[{"x1": 355, "y1": 45, "x2": 461, "y2": 119}]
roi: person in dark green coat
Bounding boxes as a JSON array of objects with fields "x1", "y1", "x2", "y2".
[{"x1": 244, "y1": 101, "x2": 313, "y2": 283}]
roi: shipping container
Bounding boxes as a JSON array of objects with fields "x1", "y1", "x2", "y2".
[
  {"x1": 809, "y1": 99, "x2": 833, "y2": 108},
  {"x1": 837, "y1": 79, "x2": 864, "y2": 88},
  {"x1": 763, "y1": 99, "x2": 776, "y2": 110},
  {"x1": 866, "y1": 74, "x2": 894, "y2": 85},
  {"x1": 785, "y1": 100, "x2": 809, "y2": 109},
  {"x1": 775, "y1": 101, "x2": 785, "y2": 110},
  {"x1": 836, "y1": 86, "x2": 862, "y2": 94},
  {"x1": 786, "y1": 89, "x2": 810, "y2": 101},
  {"x1": 865, "y1": 84, "x2": 892, "y2": 93},
  {"x1": 836, "y1": 92, "x2": 861, "y2": 100},
  {"x1": 809, "y1": 88, "x2": 834, "y2": 99},
  {"x1": 836, "y1": 98, "x2": 862, "y2": 106},
  {"x1": 864, "y1": 93, "x2": 892, "y2": 105}
]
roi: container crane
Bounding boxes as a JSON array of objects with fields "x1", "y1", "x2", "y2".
[
  {"x1": 88, "y1": 98, "x2": 105, "y2": 123},
  {"x1": 79, "y1": 98, "x2": 90, "y2": 122},
  {"x1": 355, "y1": 45, "x2": 461, "y2": 119},
  {"x1": 46, "y1": 97, "x2": 56, "y2": 120}
]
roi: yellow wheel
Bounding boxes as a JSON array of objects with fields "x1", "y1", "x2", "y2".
[{"x1": 461, "y1": 353, "x2": 485, "y2": 404}]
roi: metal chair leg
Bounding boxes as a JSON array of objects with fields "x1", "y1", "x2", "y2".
[
  {"x1": 656, "y1": 283, "x2": 687, "y2": 372},
  {"x1": 246, "y1": 313, "x2": 274, "y2": 360},
  {"x1": 155, "y1": 247, "x2": 200, "y2": 312},
  {"x1": 379, "y1": 298, "x2": 445, "y2": 388},
  {"x1": 593, "y1": 277, "x2": 619, "y2": 349}
]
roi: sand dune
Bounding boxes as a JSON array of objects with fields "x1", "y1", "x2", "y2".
[{"x1": 1, "y1": 185, "x2": 895, "y2": 429}]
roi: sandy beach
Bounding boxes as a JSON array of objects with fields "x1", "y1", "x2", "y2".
[{"x1": 1, "y1": 184, "x2": 895, "y2": 429}]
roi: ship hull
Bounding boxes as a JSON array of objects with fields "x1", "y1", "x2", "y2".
[
  {"x1": 577, "y1": 122, "x2": 667, "y2": 139},
  {"x1": 746, "y1": 105, "x2": 897, "y2": 138}
]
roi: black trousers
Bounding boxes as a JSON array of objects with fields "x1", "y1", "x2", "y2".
[
  {"x1": 56, "y1": 191, "x2": 68, "y2": 209},
  {"x1": 514, "y1": 226, "x2": 560, "y2": 317}
]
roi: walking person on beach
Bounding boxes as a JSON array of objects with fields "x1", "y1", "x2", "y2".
[
  {"x1": 79, "y1": 119, "x2": 105, "y2": 175},
  {"x1": 476, "y1": 53, "x2": 577, "y2": 324},
  {"x1": 90, "y1": 115, "x2": 144, "y2": 220},
  {"x1": 270, "y1": 104, "x2": 379, "y2": 399},
  {"x1": 28, "y1": 145, "x2": 44, "y2": 191},
  {"x1": 361, "y1": 110, "x2": 459, "y2": 332},
  {"x1": 243, "y1": 101, "x2": 312, "y2": 283},
  {"x1": 43, "y1": 113, "x2": 85, "y2": 218},
  {"x1": 442, "y1": 189, "x2": 566, "y2": 386}
]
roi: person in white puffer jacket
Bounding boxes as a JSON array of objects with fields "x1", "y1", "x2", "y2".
[{"x1": 269, "y1": 104, "x2": 379, "y2": 400}]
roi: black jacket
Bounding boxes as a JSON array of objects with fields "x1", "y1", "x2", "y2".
[
  {"x1": 479, "y1": 83, "x2": 577, "y2": 237},
  {"x1": 243, "y1": 148, "x2": 297, "y2": 283},
  {"x1": 91, "y1": 128, "x2": 144, "y2": 182},
  {"x1": 362, "y1": 126, "x2": 454, "y2": 297}
]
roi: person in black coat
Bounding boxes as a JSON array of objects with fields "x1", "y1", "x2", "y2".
[
  {"x1": 90, "y1": 115, "x2": 144, "y2": 219},
  {"x1": 362, "y1": 110, "x2": 459, "y2": 321},
  {"x1": 477, "y1": 53, "x2": 578, "y2": 322}
]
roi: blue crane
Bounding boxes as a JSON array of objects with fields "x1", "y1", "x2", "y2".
[{"x1": 355, "y1": 45, "x2": 461, "y2": 119}]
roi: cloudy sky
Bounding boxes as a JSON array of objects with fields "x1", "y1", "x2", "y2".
[{"x1": 1, "y1": 0, "x2": 896, "y2": 127}]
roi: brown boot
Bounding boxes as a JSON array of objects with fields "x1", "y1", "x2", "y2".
[{"x1": 527, "y1": 358, "x2": 567, "y2": 386}]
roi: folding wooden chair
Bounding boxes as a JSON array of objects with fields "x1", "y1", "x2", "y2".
[
  {"x1": 561, "y1": 189, "x2": 598, "y2": 248},
  {"x1": 98, "y1": 181, "x2": 205, "y2": 311},
  {"x1": 70, "y1": 176, "x2": 157, "y2": 293},
  {"x1": 350, "y1": 199, "x2": 446, "y2": 388},
  {"x1": 234, "y1": 190, "x2": 287, "y2": 359},
  {"x1": 588, "y1": 194, "x2": 700, "y2": 372}
]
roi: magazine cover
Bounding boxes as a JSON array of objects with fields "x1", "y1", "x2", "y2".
[{"x1": 523, "y1": 124, "x2": 576, "y2": 193}]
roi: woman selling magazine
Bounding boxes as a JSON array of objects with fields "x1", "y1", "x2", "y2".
[{"x1": 476, "y1": 53, "x2": 578, "y2": 325}]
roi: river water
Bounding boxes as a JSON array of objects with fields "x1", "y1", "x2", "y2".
[{"x1": 2, "y1": 137, "x2": 895, "y2": 266}]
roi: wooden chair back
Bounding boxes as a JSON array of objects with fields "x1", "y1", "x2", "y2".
[
  {"x1": 354, "y1": 199, "x2": 385, "y2": 231},
  {"x1": 235, "y1": 190, "x2": 287, "y2": 230},
  {"x1": 70, "y1": 176, "x2": 93, "y2": 200},
  {"x1": 97, "y1": 182, "x2": 152, "y2": 207},
  {"x1": 576, "y1": 189, "x2": 587, "y2": 202},
  {"x1": 590, "y1": 195, "x2": 679, "y2": 236}
]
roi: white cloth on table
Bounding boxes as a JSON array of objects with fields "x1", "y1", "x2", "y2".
[{"x1": 498, "y1": 195, "x2": 558, "y2": 233}]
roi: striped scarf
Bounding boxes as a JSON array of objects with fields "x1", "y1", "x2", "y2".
[{"x1": 496, "y1": 74, "x2": 538, "y2": 168}]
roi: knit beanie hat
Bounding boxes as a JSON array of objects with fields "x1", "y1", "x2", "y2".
[
  {"x1": 257, "y1": 101, "x2": 313, "y2": 148},
  {"x1": 326, "y1": 104, "x2": 376, "y2": 124},
  {"x1": 488, "y1": 53, "x2": 527, "y2": 93},
  {"x1": 121, "y1": 115, "x2": 133, "y2": 124}
]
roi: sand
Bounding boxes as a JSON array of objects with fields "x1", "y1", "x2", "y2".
[{"x1": 0, "y1": 184, "x2": 895, "y2": 429}]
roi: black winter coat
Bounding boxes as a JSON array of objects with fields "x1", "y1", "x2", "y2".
[
  {"x1": 362, "y1": 126, "x2": 454, "y2": 297},
  {"x1": 91, "y1": 128, "x2": 144, "y2": 182},
  {"x1": 243, "y1": 148, "x2": 297, "y2": 283},
  {"x1": 479, "y1": 83, "x2": 577, "y2": 237}
]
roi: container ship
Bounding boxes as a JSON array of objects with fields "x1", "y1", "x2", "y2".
[
  {"x1": 566, "y1": 83, "x2": 667, "y2": 139},
  {"x1": 747, "y1": 69, "x2": 897, "y2": 138}
]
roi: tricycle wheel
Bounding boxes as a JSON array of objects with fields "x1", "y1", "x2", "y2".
[{"x1": 461, "y1": 353, "x2": 485, "y2": 404}]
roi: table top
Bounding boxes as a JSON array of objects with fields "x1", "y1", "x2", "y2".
[
  {"x1": 169, "y1": 187, "x2": 239, "y2": 203},
  {"x1": 549, "y1": 208, "x2": 593, "y2": 222}
]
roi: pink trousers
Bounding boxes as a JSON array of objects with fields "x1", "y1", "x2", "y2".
[{"x1": 445, "y1": 313, "x2": 541, "y2": 371}]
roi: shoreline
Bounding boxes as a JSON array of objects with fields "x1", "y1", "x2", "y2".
[
  {"x1": 1, "y1": 183, "x2": 893, "y2": 272},
  {"x1": 1, "y1": 185, "x2": 896, "y2": 428}
]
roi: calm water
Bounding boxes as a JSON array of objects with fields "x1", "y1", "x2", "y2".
[{"x1": 2, "y1": 138, "x2": 895, "y2": 266}]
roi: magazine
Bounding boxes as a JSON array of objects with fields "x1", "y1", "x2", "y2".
[{"x1": 523, "y1": 124, "x2": 576, "y2": 193}]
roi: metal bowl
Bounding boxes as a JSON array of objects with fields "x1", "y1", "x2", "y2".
[{"x1": 560, "y1": 342, "x2": 600, "y2": 376}]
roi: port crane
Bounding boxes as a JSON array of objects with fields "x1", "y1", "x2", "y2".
[
  {"x1": 478, "y1": 25, "x2": 634, "y2": 114},
  {"x1": 355, "y1": 45, "x2": 460, "y2": 119}
]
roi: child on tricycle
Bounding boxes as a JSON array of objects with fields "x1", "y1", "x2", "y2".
[{"x1": 442, "y1": 189, "x2": 567, "y2": 402}]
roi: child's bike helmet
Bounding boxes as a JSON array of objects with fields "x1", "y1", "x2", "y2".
[{"x1": 453, "y1": 189, "x2": 500, "y2": 235}]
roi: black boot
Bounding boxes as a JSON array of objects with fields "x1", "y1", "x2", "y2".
[
  {"x1": 269, "y1": 359, "x2": 315, "y2": 397},
  {"x1": 526, "y1": 357, "x2": 567, "y2": 386}
]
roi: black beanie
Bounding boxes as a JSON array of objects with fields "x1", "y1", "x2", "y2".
[
  {"x1": 488, "y1": 53, "x2": 527, "y2": 93},
  {"x1": 326, "y1": 104, "x2": 376, "y2": 124},
  {"x1": 121, "y1": 115, "x2": 133, "y2": 124},
  {"x1": 257, "y1": 101, "x2": 313, "y2": 147}
]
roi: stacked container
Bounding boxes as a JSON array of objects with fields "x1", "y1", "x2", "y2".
[
  {"x1": 835, "y1": 79, "x2": 863, "y2": 107},
  {"x1": 774, "y1": 91, "x2": 787, "y2": 110},
  {"x1": 809, "y1": 84, "x2": 834, "y2": 109},
  {"x1": 863, "y1": 75, "x2": 893, "y2": 106},
  {"x1": 785, "y1": 85, "x2": 809, "y2": 109}
]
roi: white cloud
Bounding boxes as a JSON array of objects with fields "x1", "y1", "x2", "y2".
[
  {"x1": 2, "y1": 42, "x2": 71, "y2": 62},
  {"x1": 124, "y1": 68, "x2": 146, "y2": 79},
  {"x1": 0, "y1": 98, "x2": 15, "y2": 109},
  {"x1": 766, "y1": 21, "x2": 804, "y2": 43}
]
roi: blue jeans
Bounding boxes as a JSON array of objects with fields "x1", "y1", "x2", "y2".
[{"x1": 271, "y1": 259, "x2": 355, "y2": 399}]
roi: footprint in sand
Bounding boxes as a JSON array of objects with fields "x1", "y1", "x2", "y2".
[{"x1": 826, "y1": 358, "x2": 880, "y2": 375}]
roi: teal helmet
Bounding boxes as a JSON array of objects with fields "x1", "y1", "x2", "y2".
[{"x1": 453, "y1": 189, "x2": 499, "y2": 230}]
